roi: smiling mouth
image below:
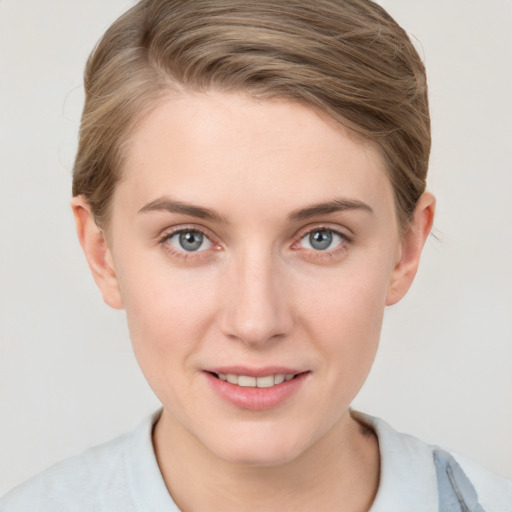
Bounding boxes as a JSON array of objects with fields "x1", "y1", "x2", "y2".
[{"x1": 209, "y1": 372, "x2": 299, "y2": 388}]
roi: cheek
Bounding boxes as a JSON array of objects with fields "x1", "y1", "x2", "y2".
[
  {"x1": 115, "y1": 256, "x2": 220, "y2": 374},
  {"x1": 299, "y1": 260, "x2": 390, "y2": 337},
  {"x1": 119, "y1": 269, "x2": 224, "y2": 418},
  {"x1": 295, "y1": 255, "x2": 393, "y2": 378}
]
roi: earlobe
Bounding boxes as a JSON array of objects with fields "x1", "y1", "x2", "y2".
[
  {"x1": 385, "y1": 192, "x2": 436, "y2": 306},
  {"x1": 71, "y1": 196, "x2": 124, "y2": 309}
]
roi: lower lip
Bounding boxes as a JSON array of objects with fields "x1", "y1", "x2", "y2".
[{"x1": 204, "y1": 372, "x2": 309, "y2": 411}]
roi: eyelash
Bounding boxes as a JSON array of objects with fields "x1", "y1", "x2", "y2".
[
  {"x1": 158, "y1": 225, "x2": 352, "y2": 261},
  {"x1": 158, "y1": 226, "x2": 218, "y2": 261},
  {"x1": 293, "y1": 225, "x2": 352, "y2": 259}
]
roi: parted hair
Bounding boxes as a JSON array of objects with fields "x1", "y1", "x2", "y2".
[{"x1": 72, "y1": 0, "x2": 430, "y2": 230}]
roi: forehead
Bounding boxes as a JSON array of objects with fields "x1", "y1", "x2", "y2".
[{"x1": 117, "y1": 91, "x2": 394, "y2": 221}]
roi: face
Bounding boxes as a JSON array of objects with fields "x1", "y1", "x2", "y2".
[{"x1": 86, "y1": 91, "x2": 414, "y2": 465}]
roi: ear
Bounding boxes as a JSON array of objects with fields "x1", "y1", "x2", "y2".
[
  {"x1": 71, "y1": 196, "x2": 124, "y2": 309},
  {"x1": 386, "y1": 192, "x2": 436, "y2": 306}
]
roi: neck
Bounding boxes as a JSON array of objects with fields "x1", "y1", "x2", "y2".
[{"x1": 153, "y1": 409, "x2": 380, "y2": 512}]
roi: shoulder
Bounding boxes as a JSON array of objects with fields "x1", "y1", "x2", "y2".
[
  {"x1": 452, "y1": 451, "x2": 512, "y2": 512},
  {"x1": 0, "y1": 411, "x2": 173, "y2": 512},
  {"x1": 0, "y1": 431, "x2": 134, "y2": 512},
  {"x1": 352, "y1": 410, "x2": 512, "y2": 512}
]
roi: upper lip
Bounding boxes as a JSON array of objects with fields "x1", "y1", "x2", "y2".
[{"x1": 206, "y1": 366, "x2": 307, "y2": 377}]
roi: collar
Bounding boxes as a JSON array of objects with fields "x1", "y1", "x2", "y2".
[
  {"x1": 352, "y1": 411, "x2": 439, "y2": 512},
  {"x1": 126, "y1": 409, "x2": 441, "y2": 511},
  {"x1": 124, "y1": 409, "x2": 180, "y2": 511}
]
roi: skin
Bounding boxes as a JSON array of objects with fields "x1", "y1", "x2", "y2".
[{"x1": 73, "y1": 91, "x2": 434, "y2": 511}]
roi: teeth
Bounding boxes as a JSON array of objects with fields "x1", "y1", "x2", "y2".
[
  {"x1": 216, "y1": 373, "x2": 297, "y2": 388},
  {"x1": 238, "y1": 376, "x2": 256, "y2": 387},
  {"x1": 256, "y1": 375, "x2": 275, "y2": 388},
  {"x1": 274, "y1": 374, "x2": 285, "y2": 385}
]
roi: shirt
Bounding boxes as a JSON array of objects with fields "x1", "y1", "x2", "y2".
[{"x1": 1, "y1": 410, "x2": 511, "y2": 511}]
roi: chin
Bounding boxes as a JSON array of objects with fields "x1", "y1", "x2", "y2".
[
  {"x1": 198, "y1": 421, "x2": 313, "y2": 467},
  {"x1": 213, "y1": 443, "x2": 306, "y2": 468}
]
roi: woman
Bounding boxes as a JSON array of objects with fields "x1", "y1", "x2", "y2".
[{"x1": 1, "y1": 0, "x2": 511, "y2": 510}]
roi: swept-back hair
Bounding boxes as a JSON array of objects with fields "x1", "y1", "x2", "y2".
[{"x1": 73, "y1": 0, "x2": 430, "y2": 230}]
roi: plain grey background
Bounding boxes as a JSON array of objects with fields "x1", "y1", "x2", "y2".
[{"x1": 1, "y1": 0, "x2": 511, "y2": 494}]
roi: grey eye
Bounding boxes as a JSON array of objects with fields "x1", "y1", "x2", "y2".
[
  {"x1": 168, "y1": 230, "x2": 212, "y2": 252},
  {"x1": 309, "y1": 230, "x2": 332, "y2": 250},
  {"x1": 300, "y1": 229, "x2": 343, "y2": 251},
  {"x1": 179, "y1": 231, "x2": 203, "y2": 251}
]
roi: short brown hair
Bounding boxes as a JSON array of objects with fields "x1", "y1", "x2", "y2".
[{"x1": 73, "y1": 0, "x2": 430, "y2": 230}]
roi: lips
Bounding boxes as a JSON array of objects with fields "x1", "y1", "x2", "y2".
[{"x1": 204, "y1": 367, "x2": 309, "y2": 410}]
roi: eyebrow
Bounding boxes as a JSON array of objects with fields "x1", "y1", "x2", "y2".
[
  {"x1": 288, "y1": 198, "x2": 374, "y2": 222},
  {"x1": 138, "y1": 196, "x2": 374, "y2": 223},
  {"x1": 138, "y1": 197, "x2": 226, "y2": 223}
]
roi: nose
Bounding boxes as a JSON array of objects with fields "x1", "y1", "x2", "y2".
[{"x1": 219, "y1": 249, "x2": 294, "y2": 347}]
